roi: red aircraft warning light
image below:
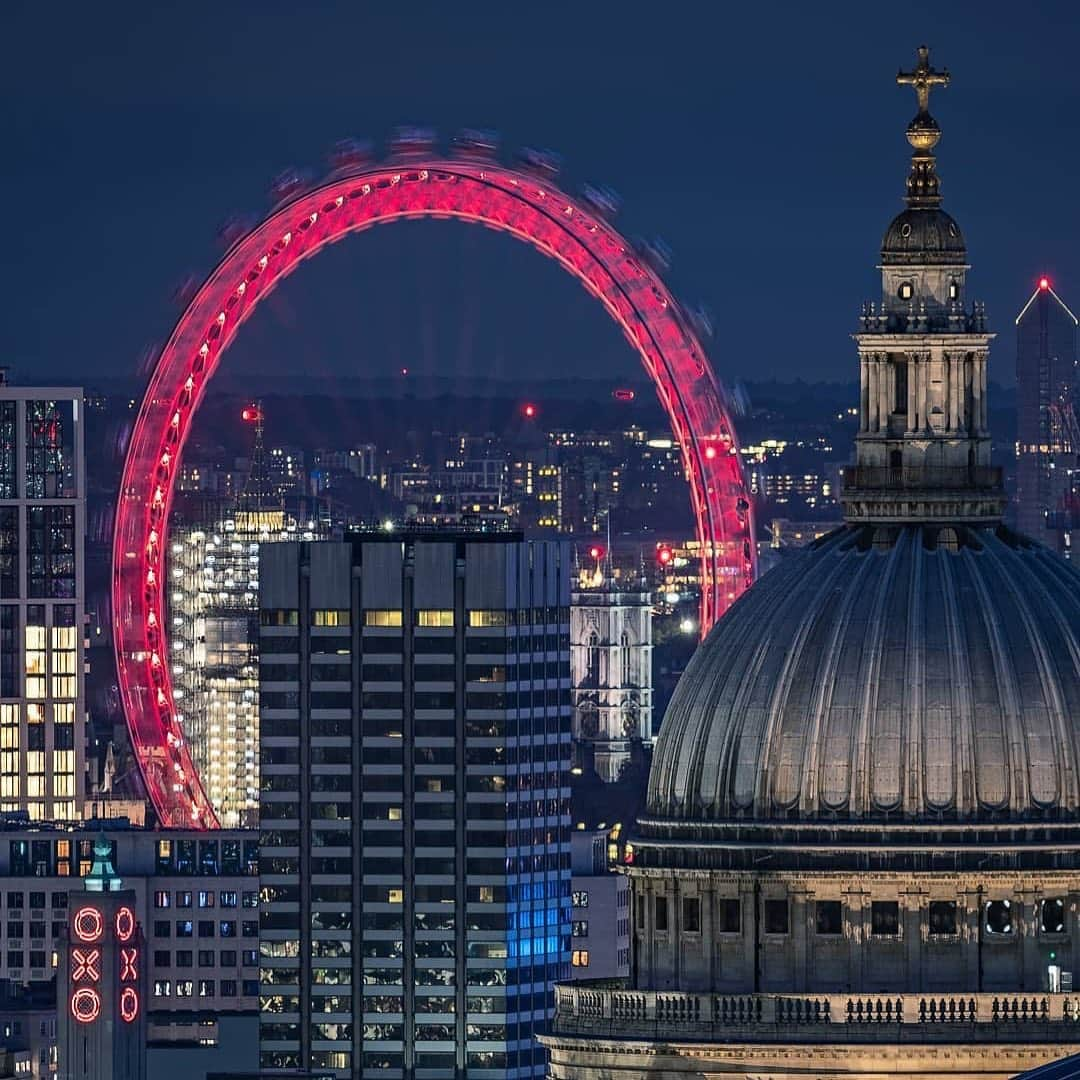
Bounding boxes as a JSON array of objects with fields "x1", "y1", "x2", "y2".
[
  {"x1": 241, "y1": 405, "x2": 261, "y2": 422},
  {"x1": 1040, "y1": 277, "x2": 1050, "y2": 291},
  {"x1": 612, "y1": 388, "x2": 635, "y2": 401},
  {"x1": 657, "y1": 545, "x2": 674, "y2": 566},
  {"x1": 522, "y1": 403, "x2": 538, "y2": 419},
  {"x1": 588, "y1": 544, "x2": 605, "y2": 560}
]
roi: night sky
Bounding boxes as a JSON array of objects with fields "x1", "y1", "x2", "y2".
[{"x1": 4, "y1": 1, "x2": 1079, "y2": 390}]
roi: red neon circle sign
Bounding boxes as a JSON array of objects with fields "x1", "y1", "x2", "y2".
[
  {"x1": 71, "y1": 987, "x2": 101, "y2": 1024},
  {"x1": 120, "y1": 987, "x2": 140, "y2": 1023},
  {"x1": 115, "y1": 906, "x2": 136, "y2": 943},
  {"x1": 114, "y1": 157, "x2": 756, "y2": 827},
  {"x1": 73, "y1": 907, "x2": 104, "y2": 944}
]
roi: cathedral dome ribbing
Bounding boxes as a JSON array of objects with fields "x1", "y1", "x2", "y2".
[
  {"x1": 881, "y1": 207, "x2": 966, "y2": 265},
  {"x1": 645, "y1": 524, "x2": 1080, "y2": 827}
]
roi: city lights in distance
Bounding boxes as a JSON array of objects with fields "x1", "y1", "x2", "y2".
[{"x1": 679, "y1": 618, "x2": 697, "y2": 635}]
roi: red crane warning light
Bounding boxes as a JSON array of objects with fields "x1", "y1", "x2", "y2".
[{"x1": 241, "y1": 405, "x2": 261, "y2": 422}]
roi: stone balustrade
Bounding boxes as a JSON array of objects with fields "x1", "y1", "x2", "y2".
[{"x1": 553, "y1": 982, "x2": 1080, "y2": 1043}]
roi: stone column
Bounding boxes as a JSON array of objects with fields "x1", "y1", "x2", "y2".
[
  {"x1": 946, "y1": 351, "x2": 955, "y2": 431},
  {"x1": 791, "y1": 887, "x2": 810, "y2": 991},
  {"x1": 903, "y1": 887, "x2": 925, "y2": 991},
  {"x1": 906, "y1": 352, "x2": 917, "y2": 434},
  {"x1": 879, "y1": 354, "x2": 892, "y2": 430},
  {"x1": 920, "y1": 350, "x2": 932, "y2": 433},
  {"x1": 972, "y1": 354, "x2": 983, "y2": 436},
  {"x1": 980, "y1": 351, "x2": 990, "y2": 433},
  {"x1": 859, "y1": 355, "x2": 869, "y2": 433},
  {"x1": 867, "y1": 355, "x2": 879, "y2": 433}
]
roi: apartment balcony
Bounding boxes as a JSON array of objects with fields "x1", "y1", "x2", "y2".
[{"x1": 552, "y1": 981, "x2": 1080, "y2": 1045}]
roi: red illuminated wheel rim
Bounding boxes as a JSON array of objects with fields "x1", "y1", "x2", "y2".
[
  {"x1": 73, "y1": 906, "x2": 104, "y2": 943},
  {"x1": 114, "y1": 157, "x2": 756, "y2": 827},
  {"x1": 120, "y1": 987, "x2": 140, "y2": 1023},
  {"x1": 115, "y1": 906, "x2": 136, "y2": 943},
  {"x1": 71, "y1": 987, "x2": 101, "y2": 1024}
]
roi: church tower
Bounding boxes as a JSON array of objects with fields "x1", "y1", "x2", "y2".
[{"x1": 845, "y1": 46, "x2": 1005, "y2": 527}]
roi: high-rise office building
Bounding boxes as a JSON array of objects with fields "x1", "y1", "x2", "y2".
[
  {"x1": 1015, "y1": 277, "x2": 1079, "y2": 550},
  {"x1": 0, "y1": 383, "x2": 86, "y2": 820},
  {"x1": 257, "y1": 532, "x2": 572, "y2": 1079},
  {"x1": 170, "y1": 504, "x2": 325, "y2": 828}
]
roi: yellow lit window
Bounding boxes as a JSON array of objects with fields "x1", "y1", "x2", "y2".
[
  {"x1": 312, "y1": 610, "x2": 350, "y2": 627},
  {"x1": 51, "y1": 676, "x2": 77, "y2": 699},
  {"x1": 388, "y1": 889, "x2": 403, "y2": 904},
  {"x1": 52, "y1": 650, "x2": 76, "y2": 675},
  {"x1": 468, "y1": 610, "x2": 508, "y2": 628},
  {"x1": 25, "y1": 626, "x2": 45, "y2": 650},
  {"x1": 1, "y1": 776, "x2": 19, "y2": 799},
  {"x1": 571, "y1": 950, "x2": 590, "y2": 967},
  {"x1": 27, "y1": 777, "x2": 45, "y2": 798},
  {"x1": 51, "y1": 626, "x2": 76, "y2": 650},
  {"x1": 364, "y1": 610, "x2": 403, "y2": 628},
  {"x1": 53, "y1": 774, "x2": 75, "y2": 798},
  {"x1": 53, "y1": 750, "x2": 75, "y2": 774},
  {"x1": 416, "y1": 610, "x2": 453, "y2": 628},
  {"x1": 53, "y1": 703, "x2": 75, "y2": 724}
]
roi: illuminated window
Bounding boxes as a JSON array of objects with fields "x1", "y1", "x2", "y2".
[
  {"x1": 260, "y1": 610, "x2": 298, "y2": 627},
  {"x1": 949, "y1": 280, "x2": 959, "y2": 300},
  {"x1": 571, "y1": 950, "x2": 589, "y2": 967},
  {"x1": 416, "y1": 610, "x2": 453, "y2": 628},
  {"x1": 0, "y1": 705, "x2": 16, "y2": 750},
  {"x1": 364, "y1": 610, "x2": 403, "y2": 628},
  {"x1": 468, "y1": 610, "x2": 507, "y2": 628},
  {"x1": 312, "y1": 610, "x2": 349, "y2": 627},
  {"x1": 387, "y1": 889, "x2": 403, "y2": 905},
  {"x1": 898, "y1": 281, "x2": 914, "y2": 300},
  {"x1": 25, "y1": 616, "x2": 46, "y2": 699}
]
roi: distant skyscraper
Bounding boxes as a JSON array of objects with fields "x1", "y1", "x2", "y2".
[
  {"x1": 1015, "y1": 277, "x2": 1079, "y2": 549},
  {"x1": 257, "y1": 532, "x2": 572, "y2": 1079},
  {"x1": 0, "y1": 382, "x2": 86, "y2": 820},
  {"x1": 570, "y1": 556, "x2": 652, "y2": 783}
]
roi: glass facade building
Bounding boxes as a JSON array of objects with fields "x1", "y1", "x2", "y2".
[
  {"x1": 0, "y1": 386, "x2": 85, "y2": 819},
  {"x1": 257, "y1": 532, "x2": 572, "y2": 1079},
  {"x1": 1015, "y1": 282, "x2": 1080, "y2": 549}
]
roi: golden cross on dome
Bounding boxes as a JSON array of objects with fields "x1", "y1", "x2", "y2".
[{"x1": 897, "y1": 45, "x2": 949, "y2": 116}]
